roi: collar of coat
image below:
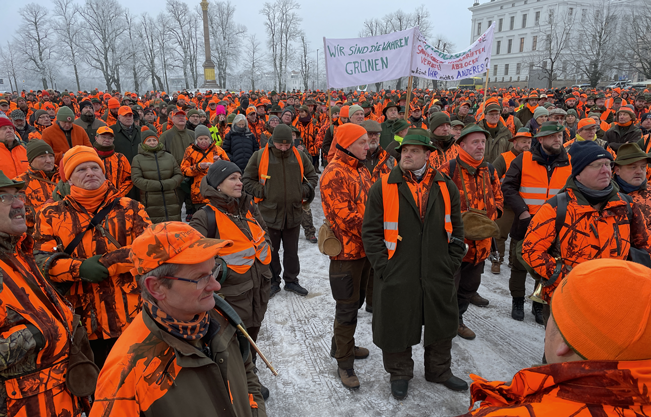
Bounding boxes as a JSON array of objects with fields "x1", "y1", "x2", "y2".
[
  {"x1": 334, "y1": 145, "x2": 364, "y2": 168},
  {"x1": 564, "y1": 177, "x2": 622, "y2": 207},
  {"x1": 388, "y1": 163, "x2": 446, "y2": 185},
  {"x1": 0, "y1": 231, "x2": 32, "y2": 255},
  {"x1": 142, "y1": 305, "x2": 233, "y2": 368},
  {"x1": 531, "y1": 141, "x2": 570, "y2": 168}
]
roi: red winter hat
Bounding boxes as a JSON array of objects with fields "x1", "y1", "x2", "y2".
[
  {"x1": 0, "y1": 117, "x2": 13, "y2": 129},
  {"x1": 336, "y1": 123, "x2": 367, "y2": 148}
]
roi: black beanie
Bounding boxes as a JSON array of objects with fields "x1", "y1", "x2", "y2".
[
  {"x1": 207, "y1": 160, "x2": 241, "y2": 188},
  {"x1": 79, "y1": 100, "x2": 93, "y2": 111},
  {"x1": 569, "y1": 140, "x2": 613, "y2": 178}
]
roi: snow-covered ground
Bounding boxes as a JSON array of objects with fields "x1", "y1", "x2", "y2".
[{"x1": 254, "y1": 176, "x2": 546, "y2": 417}]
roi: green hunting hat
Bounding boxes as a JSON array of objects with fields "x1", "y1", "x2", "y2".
[
  {"x1": 457, "y1": 124, "x2": 490, "y2": 143},
  {"x1": 391, "y1": 119, "x2": 410, "y2": 135},
  {"x1": 382, "y1": 102, "x2": 399, "y2": 116},
  {"x1": 187, "y1": 109, "x2": 200, "y2": 117},
  {"x1": 535, "y1": 121, "x2": 565, "y2": 137},
  {"x1": 614, "y1": 143, "x2": 651, "y2": 166},
  {"x1": 395, "y1": 133, "x2": 436, "y2": 152},
  {"x1": 0, "y1": 171, "x2": 24, "y2": 191}
]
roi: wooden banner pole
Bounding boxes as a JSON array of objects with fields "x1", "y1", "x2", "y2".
[{"x1": 404, "y1": 76, "x2": 414, "y2": 121}]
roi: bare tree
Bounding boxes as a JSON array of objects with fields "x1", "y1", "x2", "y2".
[
  {"x1": 166, "y1": 0, "x2": 199, "y2": 89},
  {"x1": 52, "y1": 0, "x2": 82, "y2": 91},
  {"x1": 243, "y1": 34, "x2": 264, "y2": 90},
  {"x1": 208, "y1": 1, "x2": 246, "y2": 89},
  {"x1": 155, "y1": 13, "x2": 171, "y2": 92},
  {"x1": 569, "y1": 1, "x2": 618, "y2": 87},
  {"x1": 77, "y1": 0, "x2": 128, "y2": 91},
  {"x1": 16, "y1": 3, "x2": 53, "y2": 89},
  {"x1": 526, "y1": 5, "x2": 575, "y2": 89},
  {"x1": 623, "y1": 10, "x2": 651, "y2": 80},
  {"x1": 140, "y1": 13, "x2": 163, "y2": 91},
  {"x1": 0, "y1": 41, "x2": 21, "y2": 92},
  {"x1": 261, "y1": 0, "x2": 301, "y2": 91},
  {"x1": 123, "y1": 10, "x2": 143, "y2": 94}
]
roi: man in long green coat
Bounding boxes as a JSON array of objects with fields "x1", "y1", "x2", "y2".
[{"x1": 362, "y1": 132, "x2": 468, "y2": 401}]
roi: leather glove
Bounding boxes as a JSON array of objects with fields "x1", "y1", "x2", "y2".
[{"x1": 79, "y1": 255, "x2": 110, "y2": 283}]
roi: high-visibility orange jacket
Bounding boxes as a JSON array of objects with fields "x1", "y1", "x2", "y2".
[
  {"x1": 0, "y1": 141, "x2": 29, "y2": 179},
  {"x1": 40, "y1": 124, "x2": 92, "y2": 163},
  {"x1": 320, "y1": 147, "x2": 372, "y2": 260},
  {"x1": 98, "y1": 151, "x2": 133, "y2": 198},
  {"x1": 461, "y1": 359, "x2": 651, "y2": 416},
  {"x1": 522, "y1": 181, "x2": 651, "y2": 302},
  {"x1": 439, "y1": 156, "x2": 504, "y2": 265},
  {"x1": 90, "y1": 307, "x2": 266, "y2": 417},
  {"x1": 0, "y1": 233, "x2": 84, "y2": 417},
  {"x1": 428, "y1": 143, "x2": 459, "y2": 170},
  {"x1": 14, "y1": 169, "x2": 59, "y2": 231},
  {"x1": 518, "y1": 151, "x2": 572, "y2": 215},
  {"x1": 34, "y1": 186, "x2": 152, "y2": 340},
  {"x1": 180, "y1": 143, "x2": 229, "y2": 204}
]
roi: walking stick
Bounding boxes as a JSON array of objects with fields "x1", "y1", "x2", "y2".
[{"x1": 214, "y1": 294, "x2": 278, "y2": 376}]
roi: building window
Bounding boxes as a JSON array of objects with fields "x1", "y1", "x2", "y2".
[
  {"x1": 529, "y1": 62, "x2": 534, "y2": 74},
  {"x1": 520, "y1": 37, "x2": 525, "y2": 52},
  {"x1": 535, "y1": 11, "x2": 540, "y2": 25},
  {"x1": 488, "y1": 20, "x2": 492, "y2": 28},
  {"x1": 507, "y1": 39, "x2": 513, "y2": 53},
  {"x1": 582, "y1": 8, "x2": 587, "y2": 18},
  {"x1": 532, "y1": 36, "x2": 537, "y2": 50},
  {"x1": 499, "y1": 18, "x2": 503, "y2": 32},
  {"x1": 496, "y1": 40, "x2": 501, "y2": 54},
  {"x1": 562, "y1": 61, "x2": 568, "y2": 76},
  {"x1": 516, "y1": 63, "x2": 521, "y2": 75},
  {"x1": 477, "y1": 22, "x2": 482, "y2": 36},
  {"x1": 494, "y1": 64, "x2": 498, "y2": 75},
  {"x1": 504, "y1": 64, "x2": 509, "y2": 76},
  {"x1": 510, "y1": 16, "x2": 515, "y2": 30},
  {"x1": 542, "y1": 61, "x2": 548, "y2": 70},
  {"x1": 522, "y1": 14, "x2": 527, "y2": 28},
  {"x1": 569, "y1": 7, "x2": 574, "y2": 17},
  {"x1": 549, "y1": 9, "x2": 554, "y2": 23}
]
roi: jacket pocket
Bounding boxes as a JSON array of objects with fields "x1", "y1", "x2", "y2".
[
  {"x1": 329, "y1": 273, "x2": 354, "y2": 301},
  {"x1": 259, "y1": 201, "x2": 277, "y2": 224}
]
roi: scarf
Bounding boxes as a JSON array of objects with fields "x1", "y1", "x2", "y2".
[
  {"x1": 299, "y1": 114, "x2": 311, "y2": 124},
  {"x1": 142, "y1": 142, "x2": 164, "y2": 152},
  {"x1": 575, "y1": 133, "x2": 596, "y2": 142},
  {"x1": 93, "y1": 143, "x2": 115, "y2": 158},
  {"x1": 483, "y1": 120, "x2": 499, "y2": 138},
  {"x1": 526, "y1": 103, "x2": 538, "y2": 114},
  {"x1": 412, "y1": 162, "x2": 428, "y2": 180},
  {"x1": 458, "y1": 146, "x2": 482, "y2": 168},
  {"x1": 616, "y1": 120, "x2": 633, "y2": 128},
  {"x1": 70, "y1": 181, "x2": 110, "y2": 214},
  {"x1": 615, "y1": 175, "x2": 645, "y2": 194},
  {"x1": 432, "y1": 134, "x2": 454, "y2": 151},
  {"x1": 233, "y1": 125, "x2": 247, "y2": 133},
  {"x1": 143, "y1": 299, "x2": 210, "y2": 341},
  {"x1": 575, "y1": 179, "x2": 614, "y2": 206}
]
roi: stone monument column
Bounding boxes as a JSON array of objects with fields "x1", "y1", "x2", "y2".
[{"x1": 201, "y1": 0, "x2": 219, "y2": 88}]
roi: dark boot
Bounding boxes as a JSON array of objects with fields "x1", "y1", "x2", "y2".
[
  {"x1": 269, "y1": 283, "x2": 281, "y2": 298},
  {"x1": 532, "y1": 302, "x2": 544, "y2": 325},
  {"x1": 440, "y1": 375, "x2": 469, "y2": 391},
  {"x1": 511, "y1": 297, "x2": 525, "y2": 321},
  {"x1": 391, "y1": 379, "x2": 409, "y2": 400},
  {"x1": 284, "y1": 282, "x2": 308, "y2": 296}
]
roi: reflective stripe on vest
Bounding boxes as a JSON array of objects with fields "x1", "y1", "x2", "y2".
[
  {"x1": 518, "y1": 151, "x2": 572, "y2": 215},
  {"x1": 381, "y1": 173, "x2": 452, "y2": 259},
  {"x1": 254, "y1": 144, "x2": 304, "y2": 204},
  {"x1": 208, "y1": 205, "x2": 271, "y2": 273}
]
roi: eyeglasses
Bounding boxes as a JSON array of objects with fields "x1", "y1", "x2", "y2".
[
  {"x1": 163, "y1": 263, "x2": 222, "y2": 290},
  {"x1": 0, "y1": 193, "x2": 25, "y2": 205},
  {"x1": 586, "y1": 161, "x2": 613, "y2": 170}
]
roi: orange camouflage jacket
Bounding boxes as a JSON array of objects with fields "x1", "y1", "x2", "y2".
[
  {"x1": 14, "y1": 169, "x2": 59, "y2": 232},
  {"x1": 98, "y1": 151, "x2": 133, "y2": 198},
  {"x1": 439, "y1": 155, "x2": 504, "y2": 265},
  {"x1": 522, "y1": 181, "x2": 651, "y2": 302},
  {"x1": 461, "y1": 360, "x2": 651, "y2": 416},
  {"x1": 180, "y1": 143, "x2": 229, "y2": 204},
  {"x1": 629, "y1": 185, "x2": 651, "y2": 231},
  {"x1": 429, "y1": 143, "x2": 460, "y2": 170},
  {"x1": 294, "y1": 117, "x2": 320, "y2": 156},
  {"x1": 34, "y1": 186, "x2": 152, "y2": 340},
  {"x1": 320, "y1": 148, "x2": 372, "y2": 260}
]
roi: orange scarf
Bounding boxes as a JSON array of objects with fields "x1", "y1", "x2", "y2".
[
  {"x1": 70, "y1": 181, "x2": 110, "y2": 214},
  {"x1": 527, "y1": 103, "x2": 538, "y2": 114},
  {"x1": 616, "y1": 120, "x2": 633, "y2": 127},
  {"x1": 485, "y1": 121, "x2": 498, "y2": 129},
  {"x1": 458, "y1": 147, "x2": 482, "y2": 168}
]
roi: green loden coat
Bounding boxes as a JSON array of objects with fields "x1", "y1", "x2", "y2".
[
  {"x1": 362, "y1": 165, "x2": 465, "y2": 353},
  {"x1": 131, "y1": 144, "x2": 183, "y2": 223}
]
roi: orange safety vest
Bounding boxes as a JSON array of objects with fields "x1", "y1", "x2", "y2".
[
  {"x1": 500, "y1": 150, "x2": 517, "y2": 180},
  {"x1": 255, "y1": 144, "x2": 303, "y2": 204},
  {"x1": 206, "y1": 205, "x2": 271, "y2": 274},
  {"x1": 518, "y1": 152, "x2": 572, "y2": 215},
  {"x1": 380, "y1": 173, "x2": 452, "y2": 259},
  {"x1": 504, "y1": 115, "x2": 516, "y2": 136}
]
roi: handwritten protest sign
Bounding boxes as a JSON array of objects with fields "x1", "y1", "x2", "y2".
[
  {"x1": 411, "y1": 24, "x2": 495, "y2": 81},
  {"x1": 323, "y1": 28, "x2": 416, "y2": 89}
]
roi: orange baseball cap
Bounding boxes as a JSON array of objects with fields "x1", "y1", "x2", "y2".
[
  {"x1": 551, "y1": 259, "x2": 651, "y2": 361},
  {"x1": 129, "y1": 222, "x2": 233, "y2": 276},
  {"x1": 246, "y1": 106, "x2": 256, "y2": 115},
  {"x1": 171, "y1": 108, "x2": 186, "y2": 116},
  {"x1": 577, "y1": 118, "x2": 596, "y2": 130},
  {"x1": 118, "y1": 106, "x2": 133, "y2": 116},
  {"x1": 96, "y1": 126, "x2": 114, "y2": 136}
]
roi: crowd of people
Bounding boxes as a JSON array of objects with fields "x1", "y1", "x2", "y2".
[{"x1": 0, "y1": 83, "x2": 649, "y2": 416}]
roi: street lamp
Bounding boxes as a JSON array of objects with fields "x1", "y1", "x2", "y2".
[{"x1": 316, "y1": 49, "x2": 319, "y2": 90}]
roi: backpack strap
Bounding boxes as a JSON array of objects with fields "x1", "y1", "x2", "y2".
[
  {"x1": 619, "y1": 192, "x2": 633, "y2": 221},
  {"x1": 63, "y1": 198, "x2": 121, "y2": 255},
  {"x1": 202, "y1": 205, "x2": 218, "y2": 239}
]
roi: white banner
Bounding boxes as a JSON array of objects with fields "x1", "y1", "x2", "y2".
[
  {"x1": 410, "y1": 24, "x2": 495, "y2": 81},
  {"x1": 324, "y1": 28, "x2": 416, "y2": 89}
]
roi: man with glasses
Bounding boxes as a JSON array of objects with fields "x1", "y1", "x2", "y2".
[
  {"x1": 563, "y1": 118, "x2": 613, "y2": 156},
  {"x1": 522, "y1": 140, "x2": 651, "y2": 325},
  {"x1": 34, "y1": 146, "x2": 152, "y2": 368},
  {"x1": 91, "y1": 222, "x2": 267, "y2": 417}
]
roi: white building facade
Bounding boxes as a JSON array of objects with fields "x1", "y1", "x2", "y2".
[{"x1": 469, "y1": 0, "x2": 595, "y2": 88}]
